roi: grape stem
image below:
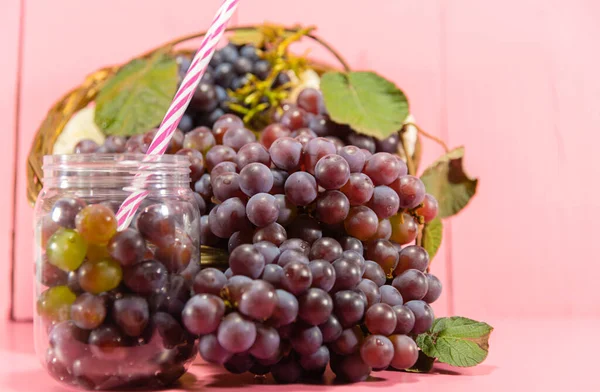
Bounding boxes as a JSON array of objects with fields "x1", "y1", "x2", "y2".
[
  {"x1": 399, "y1": 129, "x2": 416, "y2": 176},
  {"x1": 405, "y1": 122, "x2": 450, "y2": 153}
]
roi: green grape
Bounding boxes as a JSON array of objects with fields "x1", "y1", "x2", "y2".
[
  {"x1": 46, "y1": 228, "x2": 88, "y2": 272},
  {"x1": 75, "y1": 204, "x2": 117, "y2": 245},
  {"x1": 37, "y1": 286, "x2": 76, "y2": 322},
  {"x1": 78, "y1": 258, "x2": 123, "y2": 294}
]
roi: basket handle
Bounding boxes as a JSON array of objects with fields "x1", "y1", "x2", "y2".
[{"x1": 141, "y1": 25, "x2": 352, "y2": 72}]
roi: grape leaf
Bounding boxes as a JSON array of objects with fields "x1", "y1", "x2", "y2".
[
  {"x1": 422, "y1": 217, "x2": 443, "y2": 261},
  {"x1": 416, "y1": 317, "x2": 493, "y2": 367},
  {"x1": 420, "y1": 147, "x2": 477, "y2": 218},
  {"x1": 95, "y1": 52, "x2": 178, "y2": 136},
  {"x1": 320, "y1": 71, "x2": 409, "y2": 139}
]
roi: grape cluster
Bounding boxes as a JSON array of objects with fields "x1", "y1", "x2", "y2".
[
  {"x1": 187, "y1": 114, "x2": 441, "y2": 382},
  {"x1": 37, "y1": 198, "x2": 200, "y2": 389}
]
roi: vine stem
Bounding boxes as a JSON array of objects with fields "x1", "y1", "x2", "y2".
[
  {"x1": 400, "y1": 127, "x2": 416, "y2": 176},
  {"x1": 152, "y1": 25, "x2": 352, "y2": 72},
  {"x1": 405, "y1": 122, "x2": 449, "y2": 153}
]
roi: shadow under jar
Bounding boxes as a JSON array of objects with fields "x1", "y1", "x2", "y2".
[{"x1": 34, "y1": 154, "x2": 201, "y2": 390}]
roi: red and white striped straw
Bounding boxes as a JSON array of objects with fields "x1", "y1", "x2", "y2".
[{"x1": 116, "y1": 0, "x2": 239, "y2": 230}]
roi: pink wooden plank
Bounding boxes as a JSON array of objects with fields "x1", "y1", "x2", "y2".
[
  {"x1": 238, "y1": 0, "x2": 452, "y2": 316},
  {"x1": 0, "y1": 0, "x2": 22, "y2": 320},
  {"x1": 13, "y1": 0, "x2": 237, "y2": 320},
  {"x1": 444, "y1": 0, "x2": 600, "y2": 319}
]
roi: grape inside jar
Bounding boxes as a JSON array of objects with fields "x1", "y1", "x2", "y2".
[{"x1": 34, "y1": 154, "x2": 200, "y2": 390}]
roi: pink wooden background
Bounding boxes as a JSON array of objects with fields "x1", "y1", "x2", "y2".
[{"x1": 1, "y1": 0, "x2": 599, "y2": 321}]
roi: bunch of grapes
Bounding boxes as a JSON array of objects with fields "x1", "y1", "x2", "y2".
[
  {"x1": 37, "y1": 198, "x2": 200, "y2": 389},
  {"x1": 185, "y1": 111, "x2": 441, "y2": 382}
]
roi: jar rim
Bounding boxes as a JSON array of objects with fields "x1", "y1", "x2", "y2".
[{"x1": 42, "y1": 153, "x2": 190, "y2": 168}]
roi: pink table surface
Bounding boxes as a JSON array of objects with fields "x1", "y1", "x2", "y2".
[{"x1": 0, "y1": 318, "x2": 597, "y2": 391}]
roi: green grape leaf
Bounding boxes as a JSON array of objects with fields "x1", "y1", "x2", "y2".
[
  {"x1": 228, "y1": 29, "x2": 265, "y2": 46},
  {"x1": 404, "y1": 351, "x2": 436, "y2": 373},
  {"x1": 95, "y1": 52, "x2": 178, "y2": 136},
  {"x1": 416, "y1": 317, "x2": 493, "y2": 368},
  {"x1": 420, "y1": 147, "x2": 478, "y2": 218},
  {"x1": 320, "y1": 71, "x2": 409, "y2": 139},
  {"x1": 422, "y1": 217, "x2": 443, "y2": 261}
]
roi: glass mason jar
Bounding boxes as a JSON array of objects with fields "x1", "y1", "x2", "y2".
[{"x1": 33, "y1": 154, "x2": 201, "y2": 390}]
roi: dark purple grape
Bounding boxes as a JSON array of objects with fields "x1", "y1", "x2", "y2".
[
  {"x1": 275, "y1": 194, "x2": 297, "y2": 226},
  {"x1": 297, "y1": 88, "x2": 323, "y2": 115},
  {"x1": 361, "y1": 335, "x2": 394, "y2": 369},
  {"x1": 271, "y1": 355, "x2": 302, "y2": 384},
  {"x1": 319, "y1": 315, "x2": 343, "y2": 342},
  {"x1": 74, "y1": 139, "x2": 99, "y2": 154},
  {"x1": 380, "y1": 284, "x2": 404, "y2": 306},
  {"x1": 209, "y1": 197, "x2": 249, "y2": 238},
  {"x1": 199, "y1": 334, "x2": 232, "y2": 364},
  {"x1": 290, "y1": 324, "x2": 323, "y2": 355},
  {"x1": 261, "y1": 264, "x2": 283, "y2": 287},
  {"x1": 103, "y1": 135, "x2": 127, "y2": 153},
  {"x1": 308, "y1": 237, "x2": 342, "y2": 262},
  {"x1": 339, "y1": 236, "x2": 363, "y2": 254},
  {"x1": 193, "y1": 268, "x2": 227, "y2": 295},
  {"x1": 333, "y1": 352, "x2": 372, "y2": 382},
  {"x1": 333, "y1": 291, "x2": 365, "y2": 328},
  {"x1": 182, "y1": 294, "x2": 225, "y2": 335},
  {"x1": 309, "y1": 260, "x2": 336, "y2": 292},
  {"x1": 341, "y1": 173, "x2": 374, "y2": 206},
  {"x1": 347, "y1": 132, "x2": 376, "y2": 153},
  {"x1": 363, "y1": 152, "x2": 402, "y2": 186},
  {"x1": 107, "y1": 229, "x2": 146, "y2": 267},
  {"x1": 253, "y1": 59, "x2": 271, "y2": 80},
  {"x1": 228, "y1": 231, "x2": 253, "y2": 253},
  {"x1": 284, "y1": 171, "x2": 317, "y2": 206},
  {"x1": 239, "y1": 163, "x2": 273, "y2": 197},
  {"x1": 175, "y1": 148, "x2": 205, "y2": 182},
  {"x1": 194, "y1": 173, "x2": 213, "y2": 201},
  {"x1": 151, "y1": 312, "x2": 187, "y2": 349},
  {"x1": 416, "y1": 193, "x2": 439, "y2": 223},
  {"x1": 233, "y1": 56, "x2": 253, "y2": 74},
  {"x1": 270, "y1": 169, "x2": 289, "y2": 195},
  {"x1": 223, "y1": 353, "x2": 255, "y2": 374},
  {"x1": 70, "y1": 293, "x2": 106, "y2": 330},
  {"x1": 303, "y1": 137, "x2": 337, "y2": 174},
  {"x1": 314, "y1": 154, "x2": 350, "y2": 190},
  {"x1": 191, "y1": 82, "x2": 218, "y2": 112},
  {"x1": 213, "y1": 114, "x2": 244, "y2": 143},
  {"x1": 238, "y1": 280, "x2": 277, "y2": 320},
  {"x1": 214, "y1": 63, "x2": 235, "y2": 87},
  {"x1": 395, "y1": 245, "x2": 429, "y2": 274},
  {"x1": 123, "y1": 260, "x2": 168, "y2": 296},
  {"x1": 330, "y1": 326, "x2": 363, "y2": 355},
  {"x1": 392, "y1": 305, "x2": 416, "y2": 334},
  {"x1": 280, "y1": 106, "x2": 309, "y2": 130},
  {"x1": 212, "y1": 172, "x2": 245, "y2": 202},
  {"x1": 332, "y1": 258, "x2": 362, "y2": 291},
  {"x1": 50, "y1": 197, "x2": 86, "y2": 228},
  {"x1": 205, "y1": 145, "x2": 236, "y2": 171},
  {"x1": 178, "y1": 113, "x2": 194, "y2": 133},
  {"x1": 392, "y1": 269, "x2": 428, "y2": 301},
  {"x1": 390, "y1": 175, "x2": 426, "y2": 209},
  {"x1": 113, "y1": 296, "x2": 149, "y2": 337},
  {"x1": 253, "y1": 222, "x2": 287, "y2": 246},
  {"x1": 270, "y1": 289, "x2": 299, "y2": 327},
  {"x1": 337, "y1": 145, "x2": 366, "y2": 173},
  {"x1": 253, "y1": 241, "x2": 281, "y2": 265},
  {"x1": 365, "y1": 239, "x2": 399, "y2": 277},
  {"x1": 88, "y1": 325, "x2": 126, "y2": 360},
  {"x1": 363, "y1": 260, "x2": 387, "y2": 286},
  {"x1": 364, "y1": 303, "x2": 396, "y2": 335},
  {"x1": 405, "y1": 300, "x2": 434, "y2": 334},
  {"x1": 277, "y1": 249, "x2": 309, "y2": 267},
  {"x1": 314, "y1": 190, "x2": 350, "y2": 225},
  {"x1": 389, "y1": 334, "x2": 419, "y2": 370},
  {"x1": 246, "y1": 193, "x2": 279, "y2": 227},
  {"x1": 222, "y1": 127, "x2": 256, "y2": 151},
  {"x1": 298, "y1": 288, "x2": 333, "y2": 326},
  {"x1": 356, "y1": 279, "x2": 381, "y2": 308},
  {"x1": 249, "y1": 324, "x2": 280, "y2": 359},
  {"x1": 279, "y1": 238, "x2": 310, "y2": 257},
  {"x1": 236, "y1": 142, "x2": 270, "y2": 168},
  {"x1": 184, "y1": 126, "x2": 216, "y2": 153},
  {"x1": 368, "y1": 185, "x2": 400, "y2": 219},
  {"x1": 281, "y1": 260, "x2": 312, "y2": 295},
  {"x1": 375, "y1": 133, "x2": 400, "y2": 153},
  {"x1": 422, "y1": 273, "x2": 442, "y2": 303},
  {"x1": 308, "y1": 114, "x2": 328, "y2": 136},
  {"x1": 217, "y1": 312, "x2": 257, "y2": 353},
  {"x1": 38, "y1": 258, "x2": 68, "y2": 287},
  {"x1": 300, "y1": 345, "x2": 329, "y2": 375},
  {"x1": 269, "y1": 137, "x2": 303, "y2": 171},
  {"x1": 229, "y1": 244, "x2": 265, "y2": 278},
  {"x1": 260, "y1": 123, "x2": 291, "y2": 148},
  {"x1": 136, "y1": 204, "x2": 176, "y2": 248},
  {"x1": 223, "y1": 275, "x2": 252, "y2": 304}
]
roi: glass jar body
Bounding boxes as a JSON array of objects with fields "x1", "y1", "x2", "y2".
[{"x1": 33, "y1": 154, "x2": 200, "y2": 390}]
